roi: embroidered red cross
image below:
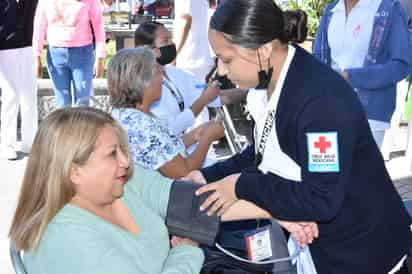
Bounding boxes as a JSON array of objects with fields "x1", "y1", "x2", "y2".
[{"x1": 314, "y1": 136, "x2": 331, "y2": 153}]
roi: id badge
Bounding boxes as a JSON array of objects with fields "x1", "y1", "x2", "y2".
[{"x1": 244, "y1": 225, "x2": 273, "y2": 262}]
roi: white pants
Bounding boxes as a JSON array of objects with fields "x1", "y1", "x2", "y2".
[{"x1": 0, "y1": 47, "x2": 38, "y2": 149}]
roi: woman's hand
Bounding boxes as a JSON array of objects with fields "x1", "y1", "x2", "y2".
[
  {"x1": 201, "y1": 120, "x2": 225, "y2": 142},
  {"x1": 189, "y1": 124, "x2": 204, "y2": 142},
  {"x1": 182, "y1": 125, "x2": 204, "y2": 147},
  {"x1": 94, "y1": 57, "x2": 105, "y2": 78},
  {"x1": 277, "y1": 220, "x2": 319, "y2": 247},
  {"x1": 195, "y1": 173, "x2": 240, "y2": 216},
  {"x1": 201, "y1": 82, "x2": 220, "y2": 102},
  {"x1": 34, "y1": 56, "x2": 43, "y2": 78},
  {"x1": 170, "y1": 236, "x2": 199, "y2": 247},
  {"x1": 181, "y1": 170, "x2": 207, "y2": 184}
]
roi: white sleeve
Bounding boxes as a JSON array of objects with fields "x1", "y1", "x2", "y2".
[{"x1": 166, "y1": 109, "x2": 196, "y2": 135}]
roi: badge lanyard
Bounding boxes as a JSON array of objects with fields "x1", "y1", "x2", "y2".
[
  {"x1": 162, "y1": 78, "x2": 185, "y2": 112},
  {"x1": 254, "y1": 109, "x2": 276, "y2": 166}
]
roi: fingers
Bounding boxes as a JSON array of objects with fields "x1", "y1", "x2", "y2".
[
  {"x1": 308, "y1": 222, "x2": 319, "y2": 238},
  {"x1": 298, "y1": 222, "x2": 319, "y2": 239},
  {"x1": 217, "y1": 200, "x2": 233, "y2": 217},
  {"x1": 293, "y1": 227, "x2": 308, "y2": 247},
  {"x1": 206, "y1": 193, "x2": 224, "y2": 216},
  {"x1": 280, "y1": 221, "x2": 319, "y2": 247},
  {"x1": 198, "y1": 188, "x2": 219, "y2": 212},
  {"x1": 170, "y1": 236, "x2": 181, "y2": 247},
  {"x1": 195, "y1": 182, "x2": 216, "y2": 196},
  {"x1": 195, "y1": 177, "x2": 238, "y2": 216},
  {"x1": 181, "y1": 170, "x2": 206, "y2": 184},
  {"x1": 195, "y1": 183, "x2": 224, "y2": 215}
]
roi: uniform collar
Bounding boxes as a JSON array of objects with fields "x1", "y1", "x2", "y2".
[
  {"x1": 246, "y1": 45, "x2": 296, "y2": 120},
  {"x1": 332, "y1": 0, "x2": 375, "y2": 13}
]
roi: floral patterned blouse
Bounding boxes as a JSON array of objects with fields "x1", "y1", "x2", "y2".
[{"x1": 112, "y1": 108, "x2": 186, "y2": 170}]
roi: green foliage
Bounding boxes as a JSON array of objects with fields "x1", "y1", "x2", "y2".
[{"x1": 286, "y1": 0, "x2": 334, "y2": 38}]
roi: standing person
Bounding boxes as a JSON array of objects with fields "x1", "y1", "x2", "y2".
[
  {"x1": 183, "y1": 0, "x2": 412, "y2": 273},
  {"x1": 32, "y1": 0, "x2": 106, "y2": 108},
  {"x1": 312, "y1": 0, "x2": 412, "y2": 148},
  {"x1": 174, "y1": 0, "x2": 214, "y2": 82},
  {"x1": 400, "y1": 0, "x2": 412, "y2": 165},
  {"x1": 0, "y1": 0, "x2": 39, "y2": 160}
]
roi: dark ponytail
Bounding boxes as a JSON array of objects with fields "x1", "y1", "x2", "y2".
[
  {"x1": 283, "y1": 10, "x2": 308, "y2": 43},
  {"x1": 134, "y1": 21, "x2": 164, "y2": 47},
  {"x1": 209, "y1": 0, "x2": 308, "y2": 48}
]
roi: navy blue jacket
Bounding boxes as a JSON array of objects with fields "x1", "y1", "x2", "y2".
[
  {"x1": 312, "y1": 0, "x2": 412, "y2": 122},
  {"x1": 202, "y1": 46, "x2": 412, "y2": 274},
  {"x1": 0, "y1": 0, "x2": 38, "y2": 50}
]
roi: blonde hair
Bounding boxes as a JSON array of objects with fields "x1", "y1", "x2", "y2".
[
  {"x1": 9, "y1": 107, "x2": 133, "y2": 251},
  {"x1": 107, "y1": 46, "x2": 156, "y2": 108}
]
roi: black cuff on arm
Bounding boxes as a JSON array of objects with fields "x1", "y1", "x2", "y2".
[
  {"x1": 166, "y1": 180, "x2": 220, "y2": 246},
  {"x1": 201, "y1": 165, "x2": 224, "y2": 183}
]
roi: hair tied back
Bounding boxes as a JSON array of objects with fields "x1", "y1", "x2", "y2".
[{"x1": 282, "y1": 10, "x2": 308, "y2": 43}]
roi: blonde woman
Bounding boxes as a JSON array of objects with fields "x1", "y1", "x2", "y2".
[{"x1": 9, "y1": 107, "x2": 317, "y2": 274}]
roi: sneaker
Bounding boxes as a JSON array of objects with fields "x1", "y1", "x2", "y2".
[{"x1": 1, "y1": 146, "x2": 18, "y2": 160}]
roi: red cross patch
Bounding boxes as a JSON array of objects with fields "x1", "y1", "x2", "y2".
[{"x1": 307, "y1": 132, "x2": 339, "y2": 172}]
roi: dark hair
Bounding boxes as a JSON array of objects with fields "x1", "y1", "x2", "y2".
[
  {"x1": 134, "y1": 21, "x2": 164, "y2": 47},
  {"x1": 209, "y1": 0, "x2": 307, "y2": 48}
]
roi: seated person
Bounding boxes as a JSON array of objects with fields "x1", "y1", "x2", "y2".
[
  {"x1": 108, "y1": 46, "x2": 225, "y2": 179},
  {"x1": 9, "y1": 107, "x2": 318, "y2": 274},
  {"x1": 136, "y1": 22, "x2": 225, "y2": 167}
]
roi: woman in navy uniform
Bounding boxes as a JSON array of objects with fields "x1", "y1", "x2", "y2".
[{"x1": 185, "y1": 0, "x2": 412, "y2": 273}]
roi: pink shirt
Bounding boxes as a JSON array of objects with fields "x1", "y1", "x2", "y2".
[{"x1": 33, "y1": 0, "x2": 106, "y2": 58}]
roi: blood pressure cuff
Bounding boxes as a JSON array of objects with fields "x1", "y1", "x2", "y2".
[{"x1": 166, "y1": 180, "x2": 220, "y2": 246}]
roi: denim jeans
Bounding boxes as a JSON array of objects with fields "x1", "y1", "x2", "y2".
[{"x1": 47, "y1": 44, "x2": 94, "y2": 108}]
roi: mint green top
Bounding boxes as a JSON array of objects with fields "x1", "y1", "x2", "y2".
[{"x1": 24, "y1": 165, "x2": 205, "y2": 274}]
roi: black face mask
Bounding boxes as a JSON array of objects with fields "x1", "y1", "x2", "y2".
[
  {"x1": 255, "y1": 50, "x2": 273, "y2": 90},
  {"x1": 157, "y1": 44, "x2": 177, "y2": 65}
]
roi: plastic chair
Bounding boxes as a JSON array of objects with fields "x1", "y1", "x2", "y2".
[
  {"x1": 381, "y1": 78, "x2": 410, "y2": 161},
  {"x1": 10, "y1": 243, "x2": 27, "y2": 274}
]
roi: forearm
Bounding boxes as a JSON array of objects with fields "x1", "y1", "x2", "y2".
[
  {"x1": 32, "y1": 1, "x2": 47, "y2": 57},
  {"x1": 201, "y1": 144, "x2": 256, "y2": 182},
  {"x1": 190, "y1": 94, "x2": 210, "y2": 116},
  {"x1": 221, "y1": 200, "x2": 272, "y2": 221},
  {"x1": 174, "y1": 15, "x2": 192, "y2": 56},
  {"x1": 185, "y1": 138, "x2": 213, "y2": 170},
  {"x1": 90, "y1": 0, "x2": 106, "y2": 57},
  {"x1": 182, "y1": 130, "x2": 198, "y2": 148},
  {"x1": 219, "y1": 88, "x2": 248, "y2": 105}
]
